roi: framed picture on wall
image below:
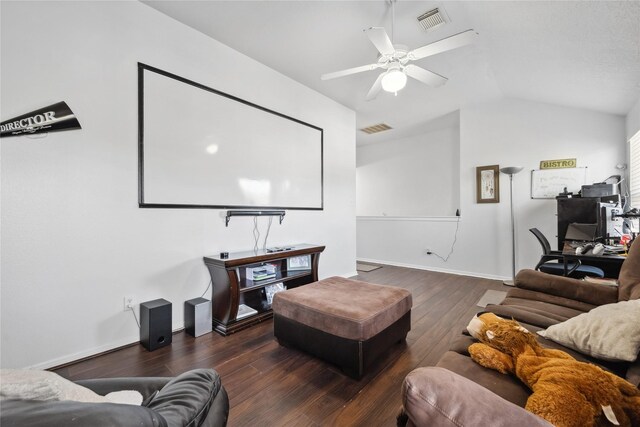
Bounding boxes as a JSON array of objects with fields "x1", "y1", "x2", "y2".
[{"x1": 476, "y1": 165, "x2": 500, "y2": 203}]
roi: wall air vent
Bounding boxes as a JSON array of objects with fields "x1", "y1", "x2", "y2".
[
  {"x1": 417, "y1": 8, "x2": 448, "y2": 32},
  {"x1": 360, "y1": 123, "x2": 392, "y2": 134}
]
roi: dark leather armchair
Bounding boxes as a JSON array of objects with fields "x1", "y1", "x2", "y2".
[
  {"x1": 529, "y1": 227, "x2": 604, "y2": 278},
  {"x1": 0, "y1": 369, "x2": 229, "y2": 427}
]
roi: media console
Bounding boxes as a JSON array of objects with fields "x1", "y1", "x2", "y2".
[{"x1": 203, "y1": 244, "x2": 325, "y2": 335}]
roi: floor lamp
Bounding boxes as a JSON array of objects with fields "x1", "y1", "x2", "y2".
[{"x1": 500, "y1": 166, "x2": 524, "y2": 286}]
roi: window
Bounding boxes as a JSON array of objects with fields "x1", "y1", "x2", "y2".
[{"x1": 630, "y1": 131, "x2": 640, "y2": 208}]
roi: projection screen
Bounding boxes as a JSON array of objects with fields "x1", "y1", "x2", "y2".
[{"x1": 138, "y1": 63, "x2": 323, "y2": 210}]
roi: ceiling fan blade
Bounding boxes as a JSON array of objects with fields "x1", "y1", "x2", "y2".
[
  {"x1": 365, "y1": 27, "x2": 395, "y2": 56},
  {"x1": 409, "y1": 29, "x2": 478, "y2": 61},
  {"x1": 321, "y1": 63, "x2": 380, "y2": 80},
  {"x1": 366, "y1": 73, "x2": 385, "y2": 101},
  {"x1": 404, "y1": 64, "x2": 448, "y2": 87}
]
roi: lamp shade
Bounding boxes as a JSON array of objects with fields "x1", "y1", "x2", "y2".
[
  {"x1": 500, "y1": 166, "x2": 524, "y2": 175},
  {"x1": 381, "y1": 69, "x2": 407, "y2": 93}
]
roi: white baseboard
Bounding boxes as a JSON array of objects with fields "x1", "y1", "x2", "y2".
[
  {"x1": 318, "y1": 271, "x2": 358, "y2": 280},
  {"x1": 31, "y1": 259, "x2": 456, "y2": 369},
  {"x1": 356, "y1": 257, "x2": 510, "y2": 281},
  {"x1": 28, "y1": 327, "x2": 184, "y2": 370},
  {"x1": 32, "y1": 268, "x2": 364, "y2": 370}
]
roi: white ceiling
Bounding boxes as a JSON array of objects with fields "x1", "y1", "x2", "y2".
[{"x1": 142, "y1": 1, "x2": 640, "y2": 144}]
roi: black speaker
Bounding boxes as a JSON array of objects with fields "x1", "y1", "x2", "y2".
[{"x1": 140, "y1": 298, "x2": 172, "y2": 351}]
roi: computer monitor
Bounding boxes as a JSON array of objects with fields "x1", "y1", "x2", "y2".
[{"x1": 564, "y1": 223, "x2": 598, "y2": 242}]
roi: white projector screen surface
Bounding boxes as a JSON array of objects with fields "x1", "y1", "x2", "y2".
[{"x1": 139, "y1": 64, "x2": 323, "y2": 209}]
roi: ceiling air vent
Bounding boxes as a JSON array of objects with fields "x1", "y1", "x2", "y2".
[
  {"x1": 360, "y1": 123, "x2": 392, "y2": 135},
  {"x1": 417, "y1": 8, "x2": 448, "y2": 32}
]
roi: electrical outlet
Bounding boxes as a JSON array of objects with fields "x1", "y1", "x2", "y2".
[{"x1": 123, "y1": 295, "x2": 136, "y2": 312}]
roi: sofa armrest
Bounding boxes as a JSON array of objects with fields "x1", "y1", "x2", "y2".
[
  {"x1": 76, "y1": 377, "x2": 171, "y2": 401},
  {"x1": 0, "y1": 400, "x2": 167, "y2": 427},
  {"x1": 515, "y1": 269, "x2": 618, "y2": 306},
  {"x1": 401, "y1": 367, "x2": 552, "y2": 427},
  {"x1": 205, "y1": 386, "x2": 230, "y2": 427},
  {"x1": 145, "y1": 369, "x2": 224, "y2": 427}
]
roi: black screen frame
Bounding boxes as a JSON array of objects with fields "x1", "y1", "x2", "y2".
[{"x1": 137, "y1": 62, "x2": 324, "y2": 210}]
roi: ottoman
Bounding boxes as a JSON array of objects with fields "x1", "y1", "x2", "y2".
[{"x1": 272, "y1": 276, "x2": 412, "y2": 379}]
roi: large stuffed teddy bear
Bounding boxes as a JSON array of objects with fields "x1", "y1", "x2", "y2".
[{"x1": 467, "y1": 312, "x2": 640, "y2": 427}]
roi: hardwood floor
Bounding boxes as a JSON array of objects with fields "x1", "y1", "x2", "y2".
[{"x1": 53, "y1": 265, "x2": 506, "y2": 426}]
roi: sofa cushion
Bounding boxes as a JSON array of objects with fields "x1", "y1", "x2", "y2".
[
  {"x1": 538, "y1": 299, "x2": 640, "y2": 362},
  {"x1": 627, "y1": 360, "x2": 640, "y2": 388},
  {"x1": 452, "y1": 325, "x2": 630, "y2": 379},
  {"x1": 402, "y1": 366, "x2": 553, "y2": 427},
  {"x1": 619, "y1": 238, "x2": 640, "y2": 301},
  {"x1": 435, "y1": 351, "x2": 531, "y2": 407},
  {"x1": 272, "y1": 276, "x2": 412, "y2": 341}
]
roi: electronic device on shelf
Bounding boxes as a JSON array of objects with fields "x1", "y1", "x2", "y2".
[
  {"x1": 245, "y1": 264, "x2": 277, "y2": 281},
  {"x1": 236, "y1": 304, "x2": 258, "y2": 320},
  {"x1": 581, "y1": 183, "x2": 618, "y2": 198},
  {"x1": 266, "y1": 246, "x2": 294, "y2": 253}
]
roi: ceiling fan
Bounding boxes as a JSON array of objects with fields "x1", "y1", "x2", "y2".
[{"x1": 320, "y1": 2, "x2": 478, "y2": 100}]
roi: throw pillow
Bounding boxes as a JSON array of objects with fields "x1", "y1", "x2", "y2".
[
  {"x1": 537, "y1": 299, "x2": 640, "y2": 362},
  {"x1": 0, "y1": 369, "x2": 142, "y2": 405}
]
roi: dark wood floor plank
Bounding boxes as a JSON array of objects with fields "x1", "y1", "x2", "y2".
[
  {"x1": 53, "y1": 264, "x2": 506, "y2": 426},
  {"x1": 327, "y1": 283, "x2": 480, "y2": 424}
]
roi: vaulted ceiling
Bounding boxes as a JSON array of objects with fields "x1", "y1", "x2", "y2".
[{"x1": 142, "y1": 1, "x2": 640, "y2": 144}]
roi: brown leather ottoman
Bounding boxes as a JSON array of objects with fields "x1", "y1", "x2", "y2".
[{"x1": 272, "y1": 276, "x2": 412, "y2": 379}]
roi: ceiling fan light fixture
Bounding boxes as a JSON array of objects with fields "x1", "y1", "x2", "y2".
[{"x1": 381, "y1": 69, "x2": 407, "y2": 93}]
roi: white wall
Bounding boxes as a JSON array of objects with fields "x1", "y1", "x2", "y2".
[
  {"x1": 627, "y1": 96, "x2": 640, "y2": 141},
  {"x1": 356, "y1": 126, "x2": 460, "y2": 217},
  {"x1": 358, "y1": 98, "x2": 626, "y2": 279},
  {"x1": 1, "y1": 1, "x2": 356, "y2": 369}
]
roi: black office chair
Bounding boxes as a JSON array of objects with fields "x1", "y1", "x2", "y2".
[{"x1": 529, "y1": 228, "x2": 605, "y2": 278}]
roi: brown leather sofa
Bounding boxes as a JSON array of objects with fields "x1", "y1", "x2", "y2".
[{"x1": 399, "y1": 238, "x2": 640, "y2": 426}]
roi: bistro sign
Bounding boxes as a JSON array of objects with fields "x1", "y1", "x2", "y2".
[
  {"x1": 539, "y1": 158, "x2": 576, "y2": 169},
  {"x1": 1, "y1": 101, "x2": 81, "y2": 138}
]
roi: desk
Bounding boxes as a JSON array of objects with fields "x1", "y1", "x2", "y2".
[{"x1": 561, "y1": 245, "x2": 625, "y2": 278}]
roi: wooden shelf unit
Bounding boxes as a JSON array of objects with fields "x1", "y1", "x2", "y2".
[{"x1": 203, "y1": 244, "x2": 325, "y2": 335}]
